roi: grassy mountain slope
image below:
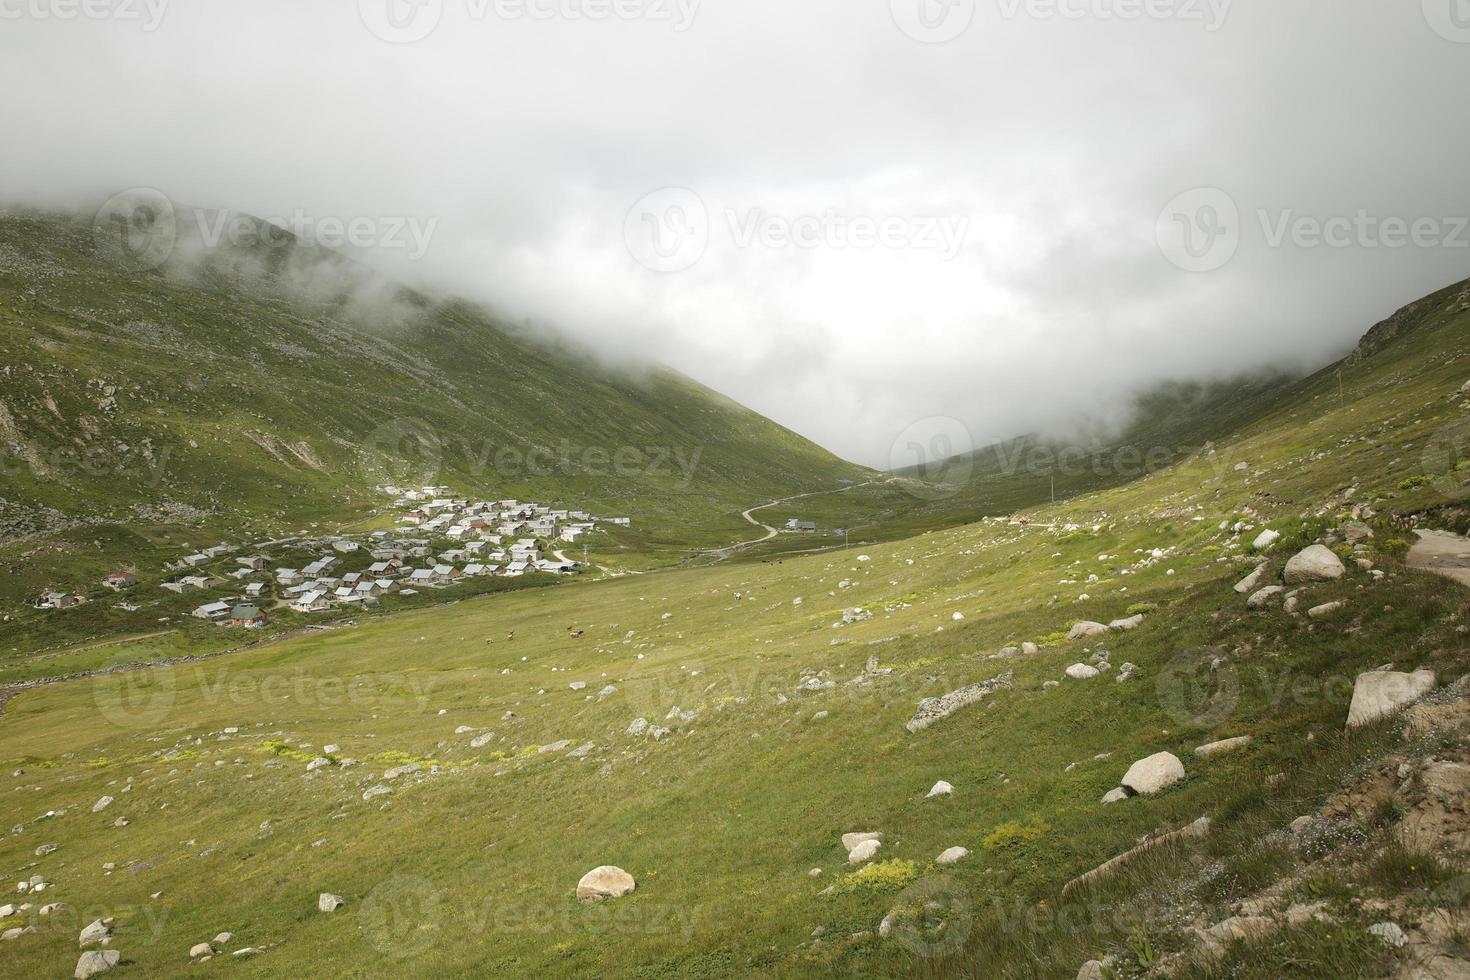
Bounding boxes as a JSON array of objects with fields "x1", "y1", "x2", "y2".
[
  {"x1": 1, "y1": 275, "x2": 1468, "y2": 979},
  {"x1": 0, "y1": 207, "x2": 867, "y2": 559}
]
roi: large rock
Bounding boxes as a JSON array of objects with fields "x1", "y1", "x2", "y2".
[
  {"x1": 1346, "y1": 670, "x2": 1436, "y2": 729},
  {"x1": 1283, "y1": 545, "x2": 1346, "y2": 584},
  {"x1": 576, "y1": 866, "x2": 635, "y2": 903},
  {"x1": 841, "y1": 832, "x2": 882, "y2": 851},
  {"x1": 1065, "y1": 664, "x2": 1100, "y2": 680},
  {"x1": 1120, "y1": 752, "x2": 1186, "y2": 795},
  {"x1": 926, "y1": 781, "x2": 953, "y2": 799},
  {"x1": 848, "y1": 839, "x2": 882, "y2": 864},
  {"x1": 318, "y1": 893, "x2": 345, "y2": 912},
  {"x1": 935, "y1": 846, "x2": 970, "y2": 866},
  {"x1": 75, "y1": 950, "x2": 121, "y2": 979},
  {"x1": 1109, "y1": 615, "x2": 1144, "y2": 632},
  {"x1": 1068, "y1": 621, "x2": 1109, "y2": 641}
]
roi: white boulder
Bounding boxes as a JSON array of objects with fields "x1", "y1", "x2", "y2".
[
  {"x1": 1065, "y1": 664, "x2": 1100, "y2": 680},
  {"x1": 935, "y1": 846, "x2": 970, "y2": 866},
  {"x1": 1120, "y1": 752, "x2": 1186, "y2": 795},
  {"x1": 1068, "y1": 621, "x2": 1110, "y2": 641},
  {"x1": 1252, "y1": 529, "x2": 1281, "y2": 551},
  {"x1": 1283, "y1": 545, "x2": 1346, "y2": 584},
  {"x1": 318, "y1": 893, "x2": 345, "y2": 912},
  {"x1": 1346, "y1": 670, "x2": 1436, "y2": 729},
  {"x1": 926, "y1": 781, "x2": 953, "y2": 798},
  {"x1": 848, "y1": 839, "x2": 882, "y2": 864},
  {"x1": 576, "y1": 866, "x2": 635, "y2": 903},
  {"x1": 75, "y1": 950, "x2": 121, "y2": 979}
]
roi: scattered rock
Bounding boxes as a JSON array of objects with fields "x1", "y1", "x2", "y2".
[
  {"x1": 1120, "y1": 752, "x2": 1186, "y2": 795},
  {"x1": 1065, "y1": 664, "x2": 1100, "y2": 680},
  {"x1": 1068, "y1": 621, "x2": 1110, "y2": 641},
  {"x1": 79, "y1": 918, "x2": 112, "y2": 948},
  {"x1": 904, "y1": 671, "x2": 1013, "y2": 733},
  {"x1": 935, "y1": 846, "x2": 970, "y2": 866},
  {"x1": 1246, "y1": 586, "x2": 1284, "y2": 610},
  {"x1": 841, "y1": 832, "x2": 882, "y2": 851},
  {"x1": 848, "y1": 839, "x2": 882, "y2": 864},
  {"x1": 75, "y1": 949, "x2": 121, "y2": 979},
  {"x1": 1283, "y1": 545, "x2": 1346, "y2": 584},
  {"x1": 362, "y1": 785, "x2": 392, "y2": 802},
  {"x1": 1307, "y1": 601, "x2": 1345, "y2": 619},
  {"x1": 1100, "y1": 787, "x2": 1130, "y2": 805},
  {"x1": 1368, "y1": 921, "x2": 1407, "y2": 948},
  {"x1": 1109, "y1": 615, "x2": 1143, "y2": 632},
  {"x1": 1252, "y1": 529, "x2": 1281, "y2": 551},
  {"x1": 1194, "y1": 736, "x2": 1252, "y2": 759},
  {"x1": 926, "y1": 781, "x2": 953, "y2": 798},
  {"x1": 318, "y1": 893, "x2": 345, "y2": 912},
  {"x1": 576, "y1": 866, "x2": 635, "y2": 902},
  {"x1": 190, "y1": 942, "x2": 214, "y2": 958},
  {"x1": 1234, "y1": 563, "x2": 1269, "y2": 594},
  {"x1": 92, "y1": 796, "x2": 113, "y2": 813},
  {"x1": 1346, "y1": 669, "x2": 1436, "y2": 729}
]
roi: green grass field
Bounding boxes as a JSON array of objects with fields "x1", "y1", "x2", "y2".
[{"x1": 2, "y1": 273, "x2": 1469, "y2": 976}]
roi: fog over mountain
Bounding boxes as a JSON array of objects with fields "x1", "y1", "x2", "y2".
[{"x1": 5, "y1": 0, "x2": 1469, "y2": 467}]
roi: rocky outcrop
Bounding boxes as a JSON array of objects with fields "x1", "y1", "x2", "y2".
[{"x1": 904, "y1": 671, "x2": 1013, "y2": 733}]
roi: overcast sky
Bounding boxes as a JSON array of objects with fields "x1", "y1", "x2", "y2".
[{"x1": 4, "y1": 0, "x2": 1470, "y2": 468}]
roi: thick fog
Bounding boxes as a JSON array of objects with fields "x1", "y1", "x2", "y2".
[{"x1": 4, "y1": 0, "x2": 1469, "y2": 467}]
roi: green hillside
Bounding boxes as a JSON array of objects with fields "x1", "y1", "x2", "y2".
[
  {"x1": 1, "y1": 265, "x2": 1468, "y2": 980},
  {"x1": 0, "y1": 207, "x2": 867, "y2": 567}
]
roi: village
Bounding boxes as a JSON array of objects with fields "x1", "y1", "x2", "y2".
[{"x1": 28, "y1": 487, "x2": 631, "y2": 631}]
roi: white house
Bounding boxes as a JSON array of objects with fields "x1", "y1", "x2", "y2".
[{"x1": 193, "y1": 601, "x2": 232, "y2": 621}]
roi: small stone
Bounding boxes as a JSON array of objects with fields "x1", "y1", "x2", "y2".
[{"x1": 1369, "y1": 921, "x2": 1408, "y2": 948}]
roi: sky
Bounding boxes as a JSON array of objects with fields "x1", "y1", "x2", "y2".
[{"x1": 3, "y1": 0, "x2": 1470, "y2": 469}]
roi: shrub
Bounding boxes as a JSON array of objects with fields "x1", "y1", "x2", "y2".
[
  {"x1": 1399, "y1": 475, "x2": 1432, "y2": 491},
  {"x1": 983, "y1": 819, "x2": 1048, "y2": 850},
  {"x1": 831, "y1": 859, "x2": 919, "y2": 894},
  {"x1": 1125, "y1": 602, "x2": 1159, "y2": 616}
]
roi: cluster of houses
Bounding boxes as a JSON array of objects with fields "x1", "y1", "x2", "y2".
[{"x1": 30, "y1": 486, "x2": 630, "y2": 626}]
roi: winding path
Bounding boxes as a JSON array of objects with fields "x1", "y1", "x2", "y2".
[
  {"x1": 1408, "y1": 529, "x2": 1470, "y2": 587},
  {"x1": 696, "y1": 479, "x2": 888, "y2": 561}
]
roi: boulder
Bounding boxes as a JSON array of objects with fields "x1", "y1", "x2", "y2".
[
  {"x1": 91, "y1": 796, "x2": 113, "y2": 813},
  {"x1": 1246, "y1": 586, "x2": 1284, "y2": 610},
  {"x1": 1068, "y1": 622, "x2": 1109, "y2": 641},
  {"x1": 1307, "y1": 601, "x2": 1345, "y2": 619},
  {"x1": 1369, "y1": 921, "x2": 1408, "y2": 948},
  {"x1": 1283, "y1": 545, "x2": 1346, "y2": 584},
  {"x1": 1252, "y1": 529, "x2": 1281, "y2": 551},
  {"x1": 318, "y1": 893, "x2": 345, "y2": 913},
  {"x1": 848, "y1": 839, "x2": 882, "y2": 864},
  {"x1": 79, "y1": 918, "x2": 112, "y2": 947},
  {"x1": 1100, "y1": 787, "x2": 1130, "y2": 804},
  {"x1": 1120, "y1": 752, "x2": 1185, "y2": 795},
  {"x1": 1346, "y1": 670, "x2": 1437, "y2": 729},
  {"x1": 75, "y1": 950, "x2": 121, "y2": 979},
  {"x1": 576, "y1": 866, "x2": 635, "y2": 903},
  {"x1": 926, "y1": 781, "x2": 953, "y2": 799},
  {"x1": 1233, "y1": 564, "x2": 1268, "y2": 594},
  {"x1": 1021, "y1": 642, "x2": 1040, "y2": 656},
  {"x1": 1065, "y1": 664, "x2": 1100, "y2": 680},
  {"x1": 904, "y1": 671, "x2": 1013, "y2": 733},
  {"x1": 935, "y1": 846, "x2": 970, "y2": 866},
  {"x1": 1194, "y1": 736, "x2": 1251, "y2": 759},
  {"x1": 841, "y1": 832, "x2": 882, "y2": 851},
  {"x1": 190, "y1": 943, "x2": 214, "y2": 958},
  {"x1": 1109, "y1": 615, "x2": 1144, "y2": 632}
]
